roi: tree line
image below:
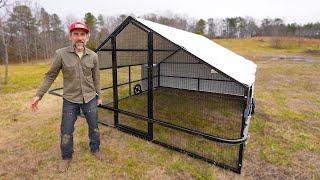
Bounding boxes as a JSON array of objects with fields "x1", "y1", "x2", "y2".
[
  {"x1": 1, "y1": 2, "x2": 320, "y2": 87},
  {"x1": 1, "y1": 3, "x2": 320, "y2": 63},
  {"x1": 142, "y1": 14, "x2": 320, "y2": 39}
]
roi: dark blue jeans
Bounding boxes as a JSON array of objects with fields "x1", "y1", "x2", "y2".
[{"x1": 60, "y1": 97, "x2": 100, "y2": 160}]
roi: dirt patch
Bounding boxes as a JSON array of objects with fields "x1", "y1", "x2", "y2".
[
  {"x1": 305, "y1": 49, "x2": 320, "y2": 55},
  {"x1": 259, "y1": 55, "x2": 320, "y2": 63}
]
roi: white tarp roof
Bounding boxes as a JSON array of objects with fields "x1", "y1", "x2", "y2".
[{"x1": 135, "y1": 17, "x2": 257, "y2": 87}]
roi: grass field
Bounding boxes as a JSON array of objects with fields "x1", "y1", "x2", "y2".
[
  {"x1": 214, "y1": 37, "x2": 320, "y2": 57},
  {"x1": 0, "y1": 37, "x2": 319, "y2": 179}
]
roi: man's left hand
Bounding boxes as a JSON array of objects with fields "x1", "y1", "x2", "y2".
[{"x1": 97, "y1": 99, "x2": 102, "y2": 106}]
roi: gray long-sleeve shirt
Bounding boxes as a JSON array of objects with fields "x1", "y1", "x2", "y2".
[{"x1": 36, "y1": 46, "x2": 100, "y2": 104}]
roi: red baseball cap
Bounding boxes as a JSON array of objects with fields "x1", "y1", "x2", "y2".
[{"x1": 69, "y1": 22, "x2": 89, "y2": 33}]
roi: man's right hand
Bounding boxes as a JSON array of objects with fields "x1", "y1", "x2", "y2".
[{"x1": 30, "y1": 96, "x2": 41, "y2": 112}]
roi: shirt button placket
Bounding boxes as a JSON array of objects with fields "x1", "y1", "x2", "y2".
[{"x1": 78, "y1": 54, "x2": 85, "y2": 103}]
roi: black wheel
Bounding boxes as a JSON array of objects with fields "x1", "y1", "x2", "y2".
[{"x1": 133, "y1": 84, "x2": 142, "y2": 95}]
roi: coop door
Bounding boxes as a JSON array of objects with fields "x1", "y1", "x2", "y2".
[{"x1": 114, "y1": 22, "x2": 152, "y2": 138}]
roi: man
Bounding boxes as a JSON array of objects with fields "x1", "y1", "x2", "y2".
[{"x1": 29, "y1": 22, "x2": 103, "y2": 173}]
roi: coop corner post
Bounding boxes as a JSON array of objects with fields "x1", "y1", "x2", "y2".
[
  {"x1": 157, "y1": 62, "x2": 160, "y2": 87},
  {"x1": 237, "y1": 86, "x2": 250, "y2": 173},
  {"x1": 147, "y1": 31, "x2": 154, "y2": 141},
  {"x1": 129, "y1": 65, "x2": 131, "y2": 96},
  {"x1": 111, "y1": 35, "x2": 119, "y2": 126}
]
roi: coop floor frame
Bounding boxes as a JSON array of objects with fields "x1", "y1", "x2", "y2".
[
  {"x1": 49, "y1": 16, "x2": 252, "y2": 174},
  {"x1": 49, "y1": 85, "x2": 249, "y2": 173},
  {"x1": 98, "y1": 86, "x2": 249, "y2": 174}
]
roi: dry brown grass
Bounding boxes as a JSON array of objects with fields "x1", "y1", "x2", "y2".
[
  {"x1": 214, "y1": 37, "x2": 320, "y2": 59},
  {"x1": 0, "y1": 89, "x2": 224, "y2": 179},
  {"x1": 0, "y1": 38, "x2": 319, "y2": 179}
]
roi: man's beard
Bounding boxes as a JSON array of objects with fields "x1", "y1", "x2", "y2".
[{"x1": 73, "y1": 41, "x2": 85, "y2": 51}]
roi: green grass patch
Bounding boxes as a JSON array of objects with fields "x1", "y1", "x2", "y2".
[{"x1": 1, "y1": 63, "x2": 63, "y2": 94}]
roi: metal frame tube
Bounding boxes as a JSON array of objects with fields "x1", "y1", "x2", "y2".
[
  {"x1": 129, "y1": 65, "x2": 131, "y2": 96},
  {"x1": 111, "y1": 35, "x2": 119, "y2": 126},
  {"x1": 147, "y1": 31, "x2": 154, "y2": 140},
  {"x1": 99, "y1": 104, "x2": 248, "y2": 144},
  {"x1": 237, "y1": 87, "x2": 249, "y2": 173}
]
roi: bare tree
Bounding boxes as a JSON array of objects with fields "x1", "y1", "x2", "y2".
[
  {"x1": 245, "y1": 16, "x2": 258, "y2": 38},
  {"x1": 0, "y1": 0, "x2": 7, "y2": 8},
  {"x1": 96, "y1": 14, "x2": 109, "y2": 44},
  {"x1": 39, "y1": 7, "x2": 50, "y2": 59},
  {"x1": 104, "y1": 16, "x2": 118, "y2": 33},
  {"x1": 173, "y1": 14, "x2": 189, "y2": 31},
  {"x1": 0, "y1": 0, "x2": 9, "y2": 87},
  {"x1": 0, "y1": 19, "x2": 8, "y2": 86},
  {"x1": 207, "y1": 18, "x2": 216, "y2": 38}
]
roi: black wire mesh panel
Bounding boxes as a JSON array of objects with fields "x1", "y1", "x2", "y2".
[
  {"x1": 153, "y1": 125, "x2": 241, "y2": 169},
  {"x1": 98, "y1": 107, "x2": 114, "y2": 126},
  {"x1": 153, "y1": 88, "x2": 244, "y2": 139},
  {"x1": 97, "y1": 46, "x2": 112, "y2": 69},
  {"x1": 111, "y1": 87, "x2": 244, "y2": 169},
  {"x1": 115, "y1": 65, "x2": 157, "y2": 132},
  {"x1": 114, "y1": 87, "x2": 244, "y2": 136},
  {"x1": 159, "y1": 50, "x2": 245, "y2": 96},
  {"x1": 152, "y1": 87, "x2": 244, "y2": 170},
  {"x1": 100, "y1": 69, "x2": 113, "y2": 101},
  {"x1": 98, "y1": 69, "x2": 114, "y2": 126},
  {"x1": 153, "y1": 33, "x2": 178, "y2": 64},
  {"x1": 115, "y1": 23, "x2": 149, "y2": 133},
  {"x1": 116, "y1": 23, "x2": 147, "y2": 50},
  {"x1": 154, "y1": 53, "x2": 245, "y2": 169},
  {"x1": 96, "y1": 48, "x2": 114, "y2": 126}
]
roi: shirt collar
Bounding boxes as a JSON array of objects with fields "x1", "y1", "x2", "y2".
[{"x1": 67, "y1": 45, "x2": 91, "y2": 55}]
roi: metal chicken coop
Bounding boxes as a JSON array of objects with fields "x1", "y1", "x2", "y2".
[{"x1": 50, "y1": 16, "x2": 257, "y2": 173}]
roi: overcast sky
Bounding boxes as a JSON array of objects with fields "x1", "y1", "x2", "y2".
[{"x1": 33, "y1": 0, "x2": 319, "y2": 24}]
